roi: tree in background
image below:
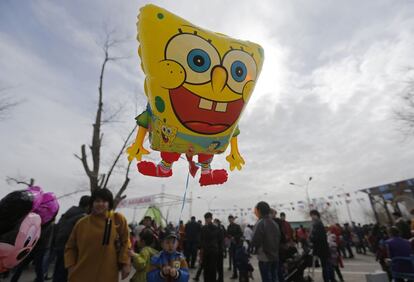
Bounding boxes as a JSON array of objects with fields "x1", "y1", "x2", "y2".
[
  {"x1": 75, "y1": 29, "x2": 137, "y2": 208},
  {"x1": 395, "y1": 71, "x2": 414, "y2": 135},
  {"x1": 0, "y1": 87, "x2": 21, "y2": 121}
]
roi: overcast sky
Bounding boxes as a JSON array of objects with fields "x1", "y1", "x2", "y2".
[{"x1": 1, "y1": 0, "x2": 414, "y2": 224}]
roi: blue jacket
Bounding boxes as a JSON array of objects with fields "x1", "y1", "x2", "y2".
[{"x1": 147, "y1": 250, "x2": 189, "y2": 282}]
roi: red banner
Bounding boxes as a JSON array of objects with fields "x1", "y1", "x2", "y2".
[{"x1": 118, "y1": 196, "x2": 153, "y2": 208}]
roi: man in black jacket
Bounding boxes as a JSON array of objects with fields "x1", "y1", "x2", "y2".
[
  {"x1": 184, "y1": 216, "x2": 202, "y2": 268},
  {"x1": 227, "y1": 215, "x2": 243, "y2": 279},
  {"x1": 309, "y1": 209, "x2": 334, "y2": 282},
  {"x1": 200, "y1": 212, "x2": 223, "y2": 282},
  {"x1": 214, "y1": 218, "x2": 226, "y2": 282},
  {"x1": 52, "y1": 196, "x2": 90, "y2": 282}
]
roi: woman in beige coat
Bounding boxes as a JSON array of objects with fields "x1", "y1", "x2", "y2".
[{"x1": 65, "y1": 188, "x2": 131, "y2": 282}]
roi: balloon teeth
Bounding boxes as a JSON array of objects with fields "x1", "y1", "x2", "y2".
[
  {"x1": 215, "y1": 102, "x2": 227, "y2": 112},
  {"x1": 199, "y1": 98, "x2": 213, "y2": 110}
]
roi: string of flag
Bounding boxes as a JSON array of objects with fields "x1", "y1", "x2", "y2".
[{"x1": 210, "y1": 191, "x2": 368, "y2": 214}]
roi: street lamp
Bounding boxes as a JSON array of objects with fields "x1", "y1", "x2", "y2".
[
  {"x1": 289, "y1": 176, "x2": 313, "y2": 212},
  {"x1": 197, "y1": 196, "x2": 218, "y2": 211},
  {"x1": 333, "y1": 185, "x2": 352, "y2": 223}
]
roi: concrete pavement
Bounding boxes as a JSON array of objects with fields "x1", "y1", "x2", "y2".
[{"x1": 0, "y1": 251, "x2": 383, "y2": 281}]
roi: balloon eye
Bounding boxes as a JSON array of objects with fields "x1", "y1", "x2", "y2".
[
  {"x1": 17, "y1": 248, "x2": 30, "y2": 260},
  {"x1": 231, "y1": 60, "x2": 247, "y2": 82},
  {"x1": 24, "y1": 236, "x2": 32, "y2": 247},
  {"x1": 187, "y1": 49, "x2": 211, "y2": 73}
]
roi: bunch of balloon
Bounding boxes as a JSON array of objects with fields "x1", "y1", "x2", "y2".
[{"x1": 0, "y1": 186, "x2": 59, "y2": 272}]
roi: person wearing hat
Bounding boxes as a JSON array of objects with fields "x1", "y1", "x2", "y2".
[
  {"x1": 227, "y1": 214, "x2": 243, "y2": 279},
  {"x1": 200, "y1": 212, "x2": 223, "y2": 282},
  {"x1": 147, "y1": 230, "x2": 189, "y2": 281}
]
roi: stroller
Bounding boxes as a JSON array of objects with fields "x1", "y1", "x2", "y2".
[{"x1": 283, "y1": 246, "x2": 314, "y2": 282}]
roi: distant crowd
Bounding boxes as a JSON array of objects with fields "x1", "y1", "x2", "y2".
[{"x1": 2, "y1": 188, "x2": 414, "y2": 282}]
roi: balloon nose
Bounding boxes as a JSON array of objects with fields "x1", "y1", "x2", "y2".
[{"x1": 211, "y1": 66, "x2": 228, "y2": 94}]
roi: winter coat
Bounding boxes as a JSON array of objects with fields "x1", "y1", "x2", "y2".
[
  {"x1": 54, "y1": 206, "x2": 86, "y2": 250},
  {"x1": 252, "y1": 215, "x2": 281, "y2": 262},
  {"x1": 131, "y1": 246, "x2": 159, "y2": 282},
  {"x1": 147, "y1": 250, "x2": 189, "y2": 282},
  {"x1": 64, "y1": 212, "x2": 130, "y2": 282}
]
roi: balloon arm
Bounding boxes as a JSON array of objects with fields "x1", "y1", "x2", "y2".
[
  {"x1": 126, "y1": 126, "x2": 150, "y2": 162},
  {"x1": 225, "y1": 137, "x2": 245, "y2": 171}
]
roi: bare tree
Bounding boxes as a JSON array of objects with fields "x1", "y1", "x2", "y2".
[
  {"x1": 75, "y1": 29, "x2": 136, "y2": 208},
  {"x1": 6, "y1": 176, "x2": 35, "y2": 187},
  {"x1": 395, "y1": 73, "x2": 414, "y2": 135},
  {"x1": 0, "y1": 87, "x2": 21, "y2": 121}
]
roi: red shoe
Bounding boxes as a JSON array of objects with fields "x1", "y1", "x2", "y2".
[
  {"x1": 199, "y1": 169, "x2": 228, "y2": 186},
  {"x1": 137, "y1": 161, "x2": 172, "y2": 177}
]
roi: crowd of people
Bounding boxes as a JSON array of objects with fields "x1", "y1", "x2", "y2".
[{"x1": 2, "y1": 188, "x2": 414, "y2": 282}]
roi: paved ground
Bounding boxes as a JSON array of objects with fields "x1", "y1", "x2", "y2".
[{"x1": 0, "y1": 251, "x2": 383, "y2": 281}]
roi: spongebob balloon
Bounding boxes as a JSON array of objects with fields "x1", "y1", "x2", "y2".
[{"x1": 127, "y1": 4, "x2": 264, "y2": 186}]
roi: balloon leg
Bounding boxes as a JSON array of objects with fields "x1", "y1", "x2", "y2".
[
  {"x1": 137, "y1": 152, "x2": 181, "y2": 177},
  {"x1": 198, "y1": 154, "x2": 228, "y2": 186}
]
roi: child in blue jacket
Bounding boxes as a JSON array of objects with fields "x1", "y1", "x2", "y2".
[{"x1": 147, "y1": 230, "x2": 189, "y2": 282}]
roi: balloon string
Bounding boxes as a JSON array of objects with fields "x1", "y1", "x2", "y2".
[
  {"x1": 176, "y1": 156, "x2": 201, "y2": 231},
  {"x1": 177, "y1": 171, "x2": 190, "y2": 230}
]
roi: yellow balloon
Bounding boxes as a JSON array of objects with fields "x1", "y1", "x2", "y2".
[{"x1": 136, "y1": 4, "x2": 264, "y2": 155}]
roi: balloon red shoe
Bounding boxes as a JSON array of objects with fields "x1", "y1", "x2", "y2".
[
  {"x1": 137, "y1": 161, "x2": 172, "y2": 177},
  {"x1": 199, "y1": 169, "x2": 228, "y2": 186}
]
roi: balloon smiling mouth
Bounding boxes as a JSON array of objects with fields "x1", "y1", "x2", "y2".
[
  {"x1": 169, "y1": 86, "x2": 244, "y2": 135},
  {"x1": 161, "y1": 133, "x2": 169, "y2": 143}
]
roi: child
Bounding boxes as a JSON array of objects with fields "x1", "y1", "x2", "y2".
[
  {"x1": 147, "y1": 230, "x2": 189, "y2": 282},
  {"x1": 234, "y1": 237, "x2": 253, "y2": 282},
  {"x1": 327, "y1": 232, "x2": 344, "y2": 282},
  {"x1": 130, "y1": 230, "x2": 159, "y2": 282}
]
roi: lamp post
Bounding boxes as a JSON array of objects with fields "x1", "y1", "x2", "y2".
[
  {"x1": 197, "y1": 196, "x2": 218, "y2": 212},
  {"x1": 289, "y1": 176, "x2": 313, "y2": 212},
  {"x1": 333, "y1": 185, "x2": 352, "y2": 223}
]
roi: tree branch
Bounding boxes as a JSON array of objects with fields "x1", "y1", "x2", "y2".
[
  {"x1": 6, "y1": 177, "x2": 34, "y2": 187},
  {"x1": 75, "y1": 145, "x2": 92, "y2": 178},
  {"x1": 57, "y1": 188, "x2": 90, "y2": 200},
  {"x1": 114, "y1": 161, "x2": 132, "y2": 209},
  {"x1": 103, "y1": 125, "x2": 137, "y2": 189}
]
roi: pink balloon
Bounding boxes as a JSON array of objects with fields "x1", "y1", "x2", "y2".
[
  {"x1": 0, "y1": 213, "x2": 41, "y2": 272},
  {"x1": 27, "y1": 186, "x2": 43, "y2": 211},
  {"x1": 28, "y1": 186, "x2": 59, "y2": 225}
]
